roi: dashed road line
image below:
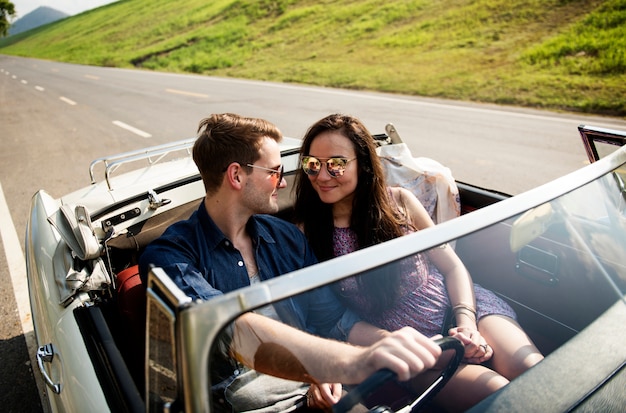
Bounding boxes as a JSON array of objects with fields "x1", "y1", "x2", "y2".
[
  {"x1": 112, "y1": 120, "x2": 152, "y2": 138},
  {"x1": 3, "y1": 70, "x2": 154, "y2": 140},
  {"x1": 59, "y1": 96, "x2": 77, "y2": 105},
  {"x1": 165, "y1": 88, "x2": 209, "y2": 98}
]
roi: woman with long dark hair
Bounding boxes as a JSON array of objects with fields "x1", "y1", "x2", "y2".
[{"x1": 294, "y1": 114, "x2": 543, "y2": 412}]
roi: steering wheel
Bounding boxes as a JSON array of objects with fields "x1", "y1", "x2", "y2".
[{"x1": 332, "y1": 336, "x2": 464, "y2": 413}]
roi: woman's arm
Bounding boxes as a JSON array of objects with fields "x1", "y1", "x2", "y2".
[
  {"x1": 394, "y1": 187, "x2": 491, "y2": 362},
  {"x1": 427, "y1": 245, "x2": 477, "y2": 329},
  {"x1": 392, "y1": 187, "x2": 476, "y2": 328}
]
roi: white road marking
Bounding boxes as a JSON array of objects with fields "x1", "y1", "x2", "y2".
[
  {"x1": 165, "y1": 88, "x2": 209, "y2": 98},
  {"x1": 59, "y1": 96, "x2": 77, "y2": 105},
  {"x1": 0, "y1": 183, "x2": 51, "y2": 412},
  {"x1": 35, "y1": 86, "x2": 45, "y2": 92},
  {"x1": 112, "y1": 120, "x2": 152, "y2": 138},
  {"x1": 84, "y1": 74, "x2": 100, "y2": 80},
  {"x1": 21, "y1": 79, "x2": 27, "y2": 84},
  {"x1": 0, "y1": 183, "x2": 31, "y2": 334}
]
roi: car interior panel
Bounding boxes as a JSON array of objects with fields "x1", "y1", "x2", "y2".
[
  {"x1": 455, "y1": 216, "x2": 622, "y2": 354},
  {"x1": 466, "y1": 298, "x2": 626, "y2": 412}
]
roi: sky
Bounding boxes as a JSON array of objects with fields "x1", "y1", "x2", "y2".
[{"x1": 11, "y1": 0, "x2": 119, "y2": 19}]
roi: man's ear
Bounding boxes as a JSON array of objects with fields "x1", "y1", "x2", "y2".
[{"x1": 224, "y1": 163, "x2": 244, "y2": 189}]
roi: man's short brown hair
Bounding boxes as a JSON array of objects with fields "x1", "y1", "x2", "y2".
[{"x1": 193, "y1": 113, "x2": 283, "y2": 194}]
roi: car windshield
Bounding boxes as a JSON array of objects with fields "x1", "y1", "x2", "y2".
[
  {"x1": 147, "y1": 150, "x2": 626, "y2": 413},
  {"x1": 177, "y1": 162, "x2": 626, "y2": 411}
]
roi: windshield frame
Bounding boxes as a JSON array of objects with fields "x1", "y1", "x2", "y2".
[
  {"x1": 157, "y1": 128, "x2": 626, "y2": 412},
  {"x1": 579, "y1": 124, "x2": 626, "y2": 163}
]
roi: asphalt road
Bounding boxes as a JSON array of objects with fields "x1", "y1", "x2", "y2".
[{"x1": 1, "y1": 54, "x2": 625, "y2": 412}]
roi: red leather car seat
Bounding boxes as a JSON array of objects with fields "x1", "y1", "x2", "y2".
[{"x1": 116, "y1": 264, "x2": 146, "y2": 390}]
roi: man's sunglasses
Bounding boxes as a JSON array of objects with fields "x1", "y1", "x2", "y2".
[
  {"x1": 246, "y1": 164, "x2": 284, "y2": 186},
  {"x1": 301, "y1": 156, "x2": 356, "y2": 178}
]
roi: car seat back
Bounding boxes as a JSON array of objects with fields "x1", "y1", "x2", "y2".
[
  {"x1": 377, "y1": 124, "x2": 460, "y2": 224},
  {"x1": 116, "y1": 264, "x2": 146, "y2": 391}
]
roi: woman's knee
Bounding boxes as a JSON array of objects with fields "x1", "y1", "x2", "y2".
[
  {"x1": 478, "y1": 315, "x2": 543, "y2": 379},
  {"x1": 434, "y1": 365, "x2": 508, "y2": 411}
]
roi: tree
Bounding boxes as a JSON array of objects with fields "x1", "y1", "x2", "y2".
[{"x1": 1, "y1": 0, "x2": 16, "y2": 37}]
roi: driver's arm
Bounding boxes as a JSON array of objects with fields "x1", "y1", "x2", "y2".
[
  {"x1": 229, "y1": 312, "x2": 441, "y2": 384},
  {"x1": 346, "y1": 320, "x2": 390, "y2": 346}
]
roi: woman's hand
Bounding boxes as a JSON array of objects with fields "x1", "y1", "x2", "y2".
[
  {"x1": 306, "y1": 383, "x2": 343, "y2": 410},
  {"x1": 448, "y1": 326, "x2": 492, "y2": 364}
]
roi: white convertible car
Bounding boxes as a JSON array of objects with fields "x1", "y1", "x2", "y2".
[{"x1": 26, "y1": 124, "x2": 626, "y2": 412}]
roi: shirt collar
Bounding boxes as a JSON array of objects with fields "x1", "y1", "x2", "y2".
[{"x1": 198, "y1": 201, "x2": 277, "y2": 249}]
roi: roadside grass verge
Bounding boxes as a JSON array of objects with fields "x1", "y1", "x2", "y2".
[{"x1": 1, "y1": 0, "x2": 624, "y2": 116}]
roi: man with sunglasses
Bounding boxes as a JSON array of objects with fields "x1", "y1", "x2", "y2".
[{"x1": 139, "y1": 113, "x2": 441, "y2": 412}]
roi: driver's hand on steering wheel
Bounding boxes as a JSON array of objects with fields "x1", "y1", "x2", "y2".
[
  {"x1": 448, "y1": 326, "x2": 493, "y2": 364},
  {"x1": 306, "y1": 383, "x2": 342, "y2": 410}
]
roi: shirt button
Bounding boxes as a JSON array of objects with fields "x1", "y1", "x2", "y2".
[
  {"x1": 238, "y1": 261, "x2": 244, "y2": 267},
  {"x1": 224, "y1": 240, "x2": 230, "y2": 247}
]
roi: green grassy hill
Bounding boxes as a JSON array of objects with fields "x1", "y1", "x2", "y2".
[{"x1": 2, "y1": 0, "x2": 625, "y2": 116}]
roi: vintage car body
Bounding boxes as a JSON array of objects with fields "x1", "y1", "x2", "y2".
[{"x1": 25, "y1": 125, "x2": 626, "y2": 412}]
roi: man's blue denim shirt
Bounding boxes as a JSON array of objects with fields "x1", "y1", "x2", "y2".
[{"x1": 139, "y1": 200, "x2": 359, "y2": 341}]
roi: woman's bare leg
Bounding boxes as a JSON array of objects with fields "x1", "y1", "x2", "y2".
[
  {"x1": 432, "y1": 363, "x2": 508, "y2": 412},
  {"x1": 410, "y1": 315, "x2": 542, "y2": 411},
  {"x1": 478, "y1": 315, "x2": 544, "y2": 380}
]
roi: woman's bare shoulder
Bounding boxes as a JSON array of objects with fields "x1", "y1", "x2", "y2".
[{"x1": 389, "y1": 186, "x2": 416, "y2": 203}]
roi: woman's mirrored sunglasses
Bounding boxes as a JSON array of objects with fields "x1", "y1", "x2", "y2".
[
  {"x1": 246, "y1": 164, "x2": 284, "y2": 186},
  {"x1": 301, "y1": 156, "x2": 356, "y2": 178}
]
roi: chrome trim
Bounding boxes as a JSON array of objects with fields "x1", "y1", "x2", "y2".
[
  {"x1": 88, "y1": 136, "x2": 302, "y2": 191},
  {"x1": 147, "y1": 189, "x2": 172, "y2": 210},
  {"x1": 89, "y1": 138, "x2": 196, "y2": 190},
  {"x1": 148, "y1": 267, "x2": 193, "y2": 309},
  {"x1": 36, "y1": 343, "x2": 62, "y2": 394}
]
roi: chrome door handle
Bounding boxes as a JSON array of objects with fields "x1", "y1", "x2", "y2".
[{"x1": 36, "y1": 343, "x2": 62, "y2": 394}]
